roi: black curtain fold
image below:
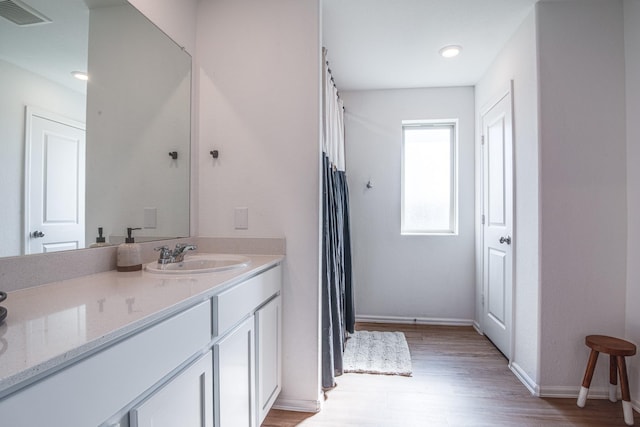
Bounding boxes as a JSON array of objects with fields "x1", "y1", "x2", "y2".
[{"x1": 321, "y1": 153, "x2": 354, "y2": 390}]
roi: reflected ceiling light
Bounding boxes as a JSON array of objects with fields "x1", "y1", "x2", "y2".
[
  {"x1": 439, "y1": 45, "x2": 462, "y2": 58},
  {"x1": 71, "y1": 71, "x2": 88, "y2": 81}
]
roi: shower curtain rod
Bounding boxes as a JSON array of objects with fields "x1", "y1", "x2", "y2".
[
  {"x1": 326, "y1": 65, "x2": 340, "y2": 98},
  {"x1": 323, "y1": 47, "x2": 341, "y2": 99}
]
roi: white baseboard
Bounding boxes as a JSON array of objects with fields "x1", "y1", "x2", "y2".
[
  {"x1": 472, "y1": 320, "x2": 482, "y2": 335},
  {"x1": 539, "y1": 385, "x2": 604, "y2": 399},
  {"x1": 356, "y1": 314, "x2": 474, "y2": 327},
  {"x1": 510, "y1": 362, "x2": 540, "y2": 396},
  {"x1": 272, "y1": 397, "x2": 322, "y2": 413},
  {"x1": 539, "y1": 385, "x2": 640, "y2": 415}
]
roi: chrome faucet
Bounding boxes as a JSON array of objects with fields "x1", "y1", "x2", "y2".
[
  {"x1": 154, "y1": 243, "x2": 197, "y2": 264},
  {"x1": 172, "y1": 243, "x2": 197, "y2": 262}
]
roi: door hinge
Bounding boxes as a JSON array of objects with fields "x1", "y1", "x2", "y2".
[
  {"x1": 481, "y1": 135, "x2": 485, "y2": 145},
  {"x1": 481, "y1": 294, "x2": 485, "y2": 307},
  {"x1": 481, "y1": 214, "x2": 485, "y2": 225}
]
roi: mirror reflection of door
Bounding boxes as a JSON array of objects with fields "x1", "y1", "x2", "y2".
[{"x1": 25, "y1": 108, "x2": 86, "y2": 254}]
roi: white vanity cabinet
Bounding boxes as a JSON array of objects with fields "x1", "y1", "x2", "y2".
[
  {"x1": 0, "y1": 262, "x2": 282, "y2": 427},
  {"x1": 0, "y1": 300, "x2": 212, "y2": 427},
  {"x1": 131, "y1": 351, "x2": 213, "y2": 427},
  {"x1": 212, "y1": 265, "x2": 282, "y2": 427}
]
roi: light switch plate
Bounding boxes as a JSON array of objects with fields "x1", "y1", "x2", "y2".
[
  {"x1": 144, "y1": 207, "x2": 157, "y2": 229},
  {"x1": 234, "y1": 207, "x2": 248, "y2": 229}
]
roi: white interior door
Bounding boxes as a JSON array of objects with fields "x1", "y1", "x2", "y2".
[
  {"x1": 25, "y1": 108, "x2": 86, "y2": 254},
  {"x1": 481, "y1": 88, "x2": 514, "y2": 359}
]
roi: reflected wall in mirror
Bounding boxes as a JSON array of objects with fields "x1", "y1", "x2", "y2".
[{"x1": 0, "y1": 0, "x2": 191, "y2": 258}]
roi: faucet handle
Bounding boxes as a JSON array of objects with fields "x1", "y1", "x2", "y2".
[
  {"x1": 174, "y1": 243, "x2": 197, "y2": 252},
  {"x1": 154, "y1": 245, "x2": 172, "y2": 263},
  {"x1": 171, "y1": 243, "x2": 197, "y2": 262}
]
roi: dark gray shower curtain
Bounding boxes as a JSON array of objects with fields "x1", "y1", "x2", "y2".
[{"x1": 322, "y1": 153, "x2": 354, "y2": 389}]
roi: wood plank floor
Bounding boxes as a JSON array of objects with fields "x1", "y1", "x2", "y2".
[{"x1": 262, "y1": 323, "x2": 636, "y2": 426}]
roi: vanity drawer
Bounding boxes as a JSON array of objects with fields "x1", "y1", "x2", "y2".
[{"x1": 212, "y1": 265, "x2": 281, "y2": 337}]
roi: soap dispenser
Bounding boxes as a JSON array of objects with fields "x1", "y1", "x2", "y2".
[
  {"x1": 117, "y1": 227, "x2": 142, "y2": 272},
  {"x1": 89, "y1": 227, "x2": 110, "y2": 248}
]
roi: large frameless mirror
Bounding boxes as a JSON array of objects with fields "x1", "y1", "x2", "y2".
[{"x1": 0, "y1": 0, "x2": 191, "y2": 258}]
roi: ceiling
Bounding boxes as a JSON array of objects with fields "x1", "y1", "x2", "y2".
[
  {"x1": 0, "y1": 0, "x2": 91, "y2": 93},
  {"x1": 4, "y1": 0, "x2": 539, "y2": 94},
  {"x1": 322, "y1": 0, "x2": 539, "y2": 91},
  {"x1": 0, "y1": 0, "x2": 125, "y2": 94}
]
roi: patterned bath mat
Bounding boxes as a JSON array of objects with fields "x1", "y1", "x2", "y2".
[{"x1": 343, "y1": 331, "x2": 412, "y2": 376}]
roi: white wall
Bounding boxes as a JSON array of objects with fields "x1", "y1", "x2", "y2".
[
  {"x1": 127, "y1": 0, "x2": 198, "y2": 55},
  {"x1": 0, "y1": 59, "x2": 86, "y2": 258},
  {"x1": 196, "y1": 0, "x2": 322, "y2": 411},
  {"x1": 625, "y1": 0, "x2": 640, "y2": 404},
  {"x1": 475, "y1": 9, "x2": 540, "y2": 391},
  {"x1": 341, "y1": 87, "x2": 475, "y2": 324},
  {"x1": 537, "y1": 0, "x2": 627, "y2": 393}
]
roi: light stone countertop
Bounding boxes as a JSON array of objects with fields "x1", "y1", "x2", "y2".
[{"x1": 0, "y1": 254, "x2": 283, "y2": 399}]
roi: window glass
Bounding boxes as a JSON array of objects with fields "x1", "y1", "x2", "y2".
[{"x1": 401, "y1": 122, "x2": 457, "y2": 234}]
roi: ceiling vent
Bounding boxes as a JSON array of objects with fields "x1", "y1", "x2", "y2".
[{"x1": 0, "y1": 0, "x2": 50, "y2": 26}]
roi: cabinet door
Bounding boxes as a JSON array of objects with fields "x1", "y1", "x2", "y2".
[
  {"x1": 256, "y1": 295, "x2": 281, "y2": 424},
  {"x1": 130, "y1": 351, "x2": 213, "y2": 427},
  {"x1": 214, "y1": 316, "x2": 255, "y2": 427}
]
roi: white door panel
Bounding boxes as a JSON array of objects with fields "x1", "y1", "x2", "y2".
[
  {"x1": 482, "y1": 87, "x2": 514, "y2": 358},
  {"x1": 488, "y1": 118, "x2": 506, "y2": 226},
  {"x1": 487, "y1": 248, "x2": 506, "y2": 328},
  {"x1": 25, "y1": 108, "x2": 85, "y2": 254},
  {"x1": 42, "y1": 242, "x2": 80, "y2": 253}
]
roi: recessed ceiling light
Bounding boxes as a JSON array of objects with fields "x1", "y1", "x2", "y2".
[
  {"x1": 439, "y1": 45, "x2": 462, "y2": 58},
  {"x1": 71, "y1": 71, "x2": 88, "y2": 81}
]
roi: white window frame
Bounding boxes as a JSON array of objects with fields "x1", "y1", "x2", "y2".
[{"x1": 401, "y1": 119, "x2": 458, "y2": 235}]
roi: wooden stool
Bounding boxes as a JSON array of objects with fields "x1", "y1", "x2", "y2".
[{"x1": 577, "y1": 335, "x2": 637, "y2": 426}]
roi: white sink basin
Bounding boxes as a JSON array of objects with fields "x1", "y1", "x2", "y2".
[{"x1": 145, "y1": 254, "x2": 251, "y2": 274}]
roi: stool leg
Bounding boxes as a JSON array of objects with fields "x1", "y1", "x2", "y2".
[
  {"x1": 610, "y1": 355, "x2": 619, "y2": 402},
  {"x1": 578, "y1": 349, "x2": 599, "y2": 408},
  {"x1": 617, "y1": 356, "x2": 634, "y2": 426}
]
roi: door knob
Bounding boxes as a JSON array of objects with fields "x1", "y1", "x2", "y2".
[
  {"x1": 31, "y1": 230, "x2": 45, "y2": 238},
  {"x1": 499, "y1": 235, "x2": 511, "y2": 245}
]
